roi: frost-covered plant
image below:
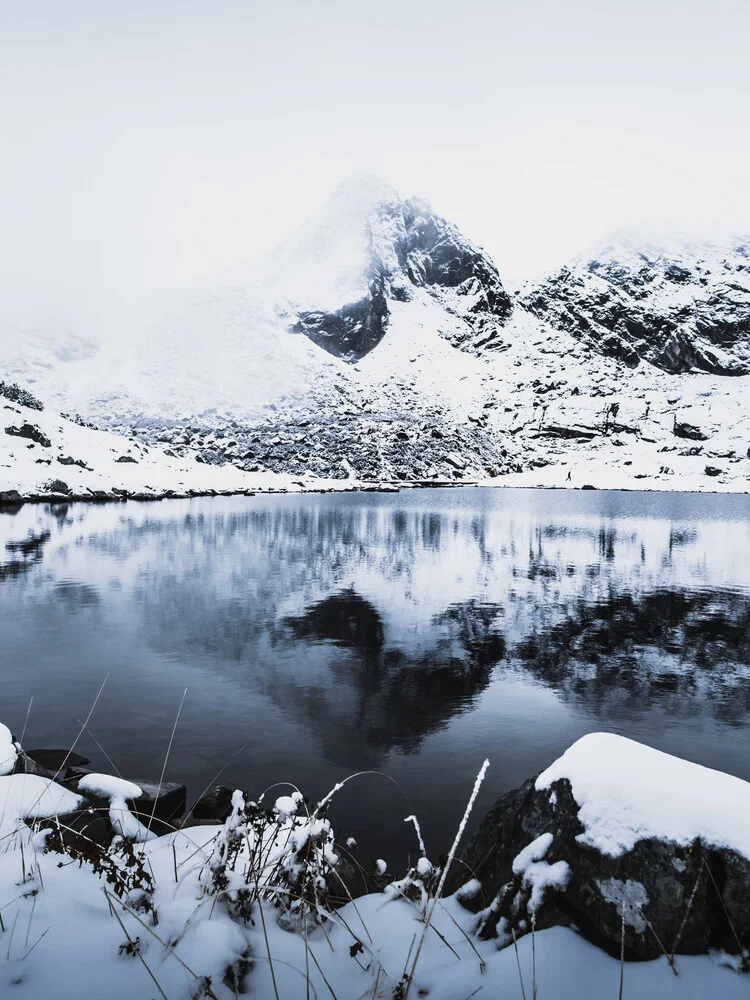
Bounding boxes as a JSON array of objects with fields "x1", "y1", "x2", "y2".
[
  {"x1": 199, "y1": 787, "x2": 344, "y2": 933},
  {"x1": 42, "y1": 823, "x2": 157, "y2": 921}
]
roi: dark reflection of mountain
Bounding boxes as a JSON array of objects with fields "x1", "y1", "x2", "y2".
[
  {"x1": 512, "y1": 587, "x2": 750, "y2": 723},
  {"x1": 1, "y1": 529, "x2": 51, "y2": 582},
  {"x1": 284, "y1": 590, "x2": 385, "y2": 669},
  {"x1": 277, "y1": 593, "x2": 506, "y2": 767}
]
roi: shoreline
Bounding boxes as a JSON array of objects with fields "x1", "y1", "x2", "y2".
[{"x1": 3, "y1": 476, "x2": 749, "y2": 509}]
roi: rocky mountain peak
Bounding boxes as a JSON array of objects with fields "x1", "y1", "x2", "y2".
[{"x1": 265, "y1": 178, "x2": 513, "y2": 361}]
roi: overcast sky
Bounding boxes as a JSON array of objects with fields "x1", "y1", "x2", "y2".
[{"x1": 1, "y1": 0, "x2": 749, "y2": 325}]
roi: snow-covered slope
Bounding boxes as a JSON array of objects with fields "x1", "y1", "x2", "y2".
[
  {"x1": 521, "y1": 236, "x2": 750, "y2": 374},
  {"x1": 0, "y1": 386, "x2": 331, "y2": 502}
]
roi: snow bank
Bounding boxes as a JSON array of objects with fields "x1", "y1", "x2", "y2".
[
  {"x1": 0, "y1": 773, "x2": 82, "y2": 837},
  {"x1": 537, "y1": 732, "x2": 750, "y2": 858},
  {"x1": 0, "y1": 722, "x2": 16, "y2": 775}
]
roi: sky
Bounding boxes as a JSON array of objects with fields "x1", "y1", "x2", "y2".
[{"x1": 1, "y1": 0, "x2": 749, "y2": 331}]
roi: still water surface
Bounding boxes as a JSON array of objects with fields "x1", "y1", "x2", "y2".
[{"x1": 1, "y1": 488, "x2": 749, "y2": 865}]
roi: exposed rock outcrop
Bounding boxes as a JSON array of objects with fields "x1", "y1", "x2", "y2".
[{"x1": 522, "y1": 239, "x2": 750, "y2": 374}]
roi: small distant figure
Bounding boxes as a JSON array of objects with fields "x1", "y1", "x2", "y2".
[{"x1": 566, "y1": 470, "x2": 572, "y2": 481}]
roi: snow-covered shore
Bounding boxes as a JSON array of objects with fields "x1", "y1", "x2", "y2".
[
  {"x1": 0, "y1": 394, "x2": 340, "y2": 504},
  {"x1": 1, "y1": 723, "x2": 748, "y2": 999},
  {"x1": 2, "y1": 388, "x2": 750, "y2": 509}
]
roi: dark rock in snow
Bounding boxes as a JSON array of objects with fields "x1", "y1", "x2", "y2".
[
  {"x1": 126, "y1": 779, "x2": 187, "y2": 830},
  {"x1": 190, "y1": 785, "x2": 235, "y2": 824},
  {"x1": 0, "y1": 489, "x2": 23, "y2": 505},
  {"x1": 5, "y1": 422, "x2": 51, "y2": 447},
  {"x1": 45, "y1": 479, "x2": 71, "y2": 495},
  {"x1": 0, "y1": 380, "x2": 44, "y2": 411},
  {"x1": 46, "y1": 806, "x2": 111, "y2": 848},
  {"x1": 278, "y1": 179, "x2": 513, "y2": 361},
  {"x1": 459, "y1": 761, "x2": 750, "y2": 962},
  {"x1": 704, "y1": 465, "x2": 723, "y2": 477},
  {"x1": 673, "y1": 420, "x2": 709, "y2": 441},
  {"x1": 521, "y1": 240, "x2": 750, "y2": 375},
  {"x1": 115, "y1": 454, "x2": 139, "y2": 463}
]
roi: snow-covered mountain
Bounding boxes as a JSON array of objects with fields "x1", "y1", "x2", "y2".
[
  {"x1": 2, "y1": 178, "x2": 750, "y2": 493},
  {"x1": 263, "y1": 176, "x2": 513, "y2": 359},
  {"x1": 521, "y1": 237, "x2": 750, "y2": 374}
]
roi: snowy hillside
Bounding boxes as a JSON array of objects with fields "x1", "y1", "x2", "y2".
[
  {"x1": 0, "y1": 383, "x2": 330, "y2": 502},
  {"x1": 1, "y1": 180, "x2": 750, "y2": 493}
]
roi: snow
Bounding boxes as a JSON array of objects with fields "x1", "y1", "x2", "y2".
[
  {"x1": 77, "y1": 773, "x2": 156, "y2": 842},
  {"x1": 512, "y1": 831, "x2": 554, "y2": 874},
  {"x1": 0, "y1": 722, "x2": 17, "y2": 775},
  {"x1": 512, "y1": 832, "x2": 570, "y2": 912},
  {"x1": 77, "y1": 773, "x2": 143, "y2": 800},
  {"x1": 273, "y1": 793, "x2": 302, "y2": 820},
  {"x1": 2, "y1": 185, "x2": 750, "y2": 495},
  {"x1": 262, "y1": 175, "x2": 403, "y2": 312},
  {"x1": 536, "y1": 732, "x2": 750, "y2": 858},
  {"x1": 0, "y1": 722, "x2": 747, "y2": 998},
  {"x1": 0, "y1": 773, "x2": 82, "y2": 838}
]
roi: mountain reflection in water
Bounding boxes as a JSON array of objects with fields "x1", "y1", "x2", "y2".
[{"x1": 1, "y1": 487, "x2": 749, "y2": 863}]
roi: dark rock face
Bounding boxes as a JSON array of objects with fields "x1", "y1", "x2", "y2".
[
  {"x1": 673, "y1": 420, "x2": 709, "y2": 441},
  {"x1": 397, "y1": 198, "x2": 513, "y2": 352},
  {"x1": 459, "y1": 775, "x2": 750, "y2": 962},
  {"x1": 291, "y1": 278, "x2": 389, "y2": 360},
  {"x1": 25, "y1": 748, "x2": 90, "y2": 772},
  {"x1": 521, "y1": 241, "x2": 750, "y2": 374}
]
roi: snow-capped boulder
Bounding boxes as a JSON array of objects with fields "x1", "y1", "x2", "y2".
[
  {"x1": 265, "y1": 176, "x2": 513, "y2": 360},
  {"x1": 459, "y1": 733, "x2": 750, "y2": 962},
  {"x1": 521, "y1": 238, "x2": 750, "y2": 374}
]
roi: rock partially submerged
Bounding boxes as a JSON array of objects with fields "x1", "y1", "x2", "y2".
[{"x1": 461, "y1": 733, "x2": 750, "y2": 963}]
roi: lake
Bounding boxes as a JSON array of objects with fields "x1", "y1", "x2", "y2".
[{"x1": 1, "y1": 487, "x2": 749, "y2": 868}]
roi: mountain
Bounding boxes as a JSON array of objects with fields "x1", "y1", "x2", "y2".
[
  {"x1": 2, "y1": 180, "x2": 750, "y2": 493},
  {"x1": 521, "y1": 237, "x2": 750, "y2": 374},
  {"x1": 263, "y1": 176, "x2": 513, "y2": 359}
]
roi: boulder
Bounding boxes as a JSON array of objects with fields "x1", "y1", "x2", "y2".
[
  {"x1": 45, "y1": 479, "x2": 71, "y2": 495},
  {"x1": 673, "y1": 420, "x2": 709, "y2": 441},
  {"x1": 126, "y1": 779, "x2": 187, "y2": 833},
  {"x1": 458, "y1": 734, "x2": 750, "y2": 963},
  {"x1": 190, "y1": 785, "x2": 235, "y2": 824},
  {"x1": 5, "y1": 422, "x2": 51, "y2": 447},
  {"x1": 43, "y1": 806, "x2": 111, "y2": 848},
  {"x1": 0, "y1": 489, "x2": 23, "y2": 505},
  {"x1": 25, "y1": 748, "x2": 90, "y2": 773}
]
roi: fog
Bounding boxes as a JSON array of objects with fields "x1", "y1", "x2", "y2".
[{"x1": 1, "y1": 0, "x2": 749, "y2": 343}]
